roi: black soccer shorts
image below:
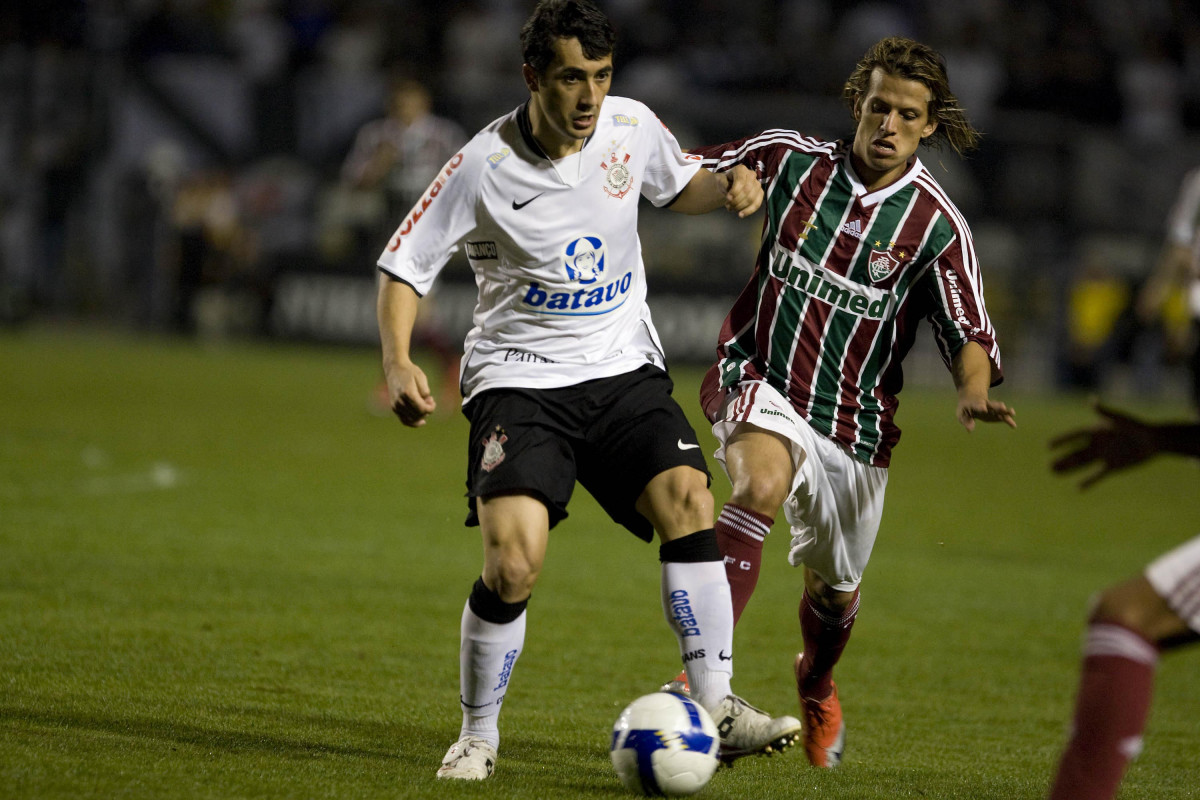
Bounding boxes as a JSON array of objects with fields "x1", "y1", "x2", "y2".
[{"x1": 462, "y1": 364, "x2": 711, "y2": 541}]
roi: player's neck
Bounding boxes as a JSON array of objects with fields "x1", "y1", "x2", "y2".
[
  {"x1": 526, "y1": 109, "x2": 586, "y2": 160},
  {"x1": 850, "y1": 153, "x2": 910, "y2": 194},
  {"x1": 533, "y1": 130, "x2": 585, "y2": 160}
]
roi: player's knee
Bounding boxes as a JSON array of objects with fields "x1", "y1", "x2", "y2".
[
  {"x1": 643, "y1": 468, "x2": 713, "y2": 529},
  {"x1": 804, "y1": 569, "x2": 856, "y2": 614},
  {"x1": 484, "y1": 548, "x2": 541, "y2": 602},
  {"x1": 1087, "y1": 583, "x2": 1160, "y2": 640},
  {"x1": 667, "y1": 474, "x2": 714, "y2": 529},
  {"x1": 729, "y1": 470, "x2": 790, "y2": 515}
]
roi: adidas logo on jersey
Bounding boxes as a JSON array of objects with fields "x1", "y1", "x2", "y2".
[{"x1": 841, "y1": 219, "x2": 864, "y2": 240}]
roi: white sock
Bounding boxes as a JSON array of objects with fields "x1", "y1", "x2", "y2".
[
  {"x1": 457, "y1": 602, "x2": 525, "y2": 749},
  {"x1": 661, "y1": 559, "x2": 734, "y2": 711}
]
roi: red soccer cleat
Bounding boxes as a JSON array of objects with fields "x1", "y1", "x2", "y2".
[{"x1": 794, "y1": 652, "x2": 846, "y2": 768}]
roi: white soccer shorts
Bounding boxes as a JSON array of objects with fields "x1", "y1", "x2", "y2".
[
  {"x1": 711, "y1": 380, "x2": 888, "y2": 592},
  {"x1": 1145, "y1": 533, "x2": 1200, "y2": 633}
]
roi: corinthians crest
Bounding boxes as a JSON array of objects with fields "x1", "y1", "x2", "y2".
[
  {"x1": 601, "y1": 144, "x2": 633, "y2": 199},
  {"x1": 868, "y1": 248, "x2": 901, "y2": 283},
  {"x1": 480, "y1": 426, "x2": 508, "y2": 472}
]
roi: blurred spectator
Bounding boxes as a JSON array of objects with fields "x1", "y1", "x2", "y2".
[
  {"x1": 229, "y1": 0, "x2": 295, "y2": 155},
  {"x1": 441, "y1": 0, "x2": 524, "y2": 124},
  {"x1": 1118, "y1": 29, "x2": 1186, "y2": 146},
  {"x1": 830, "y1": 1, "x2": 919, "y2": 80},
  {"x1": 28, "y1": 36, "x2": 94, "y2": 312},
  {"x1": 1136, "y1": 166, "x2": 1200, "y2": 411},
  {"x1": 938, "y1": 18, "x2": 1005, "y2": 133},
  {"x1": 1060, "y1": 244, "x2": 1134, "y2": 392},
  {"x1": 168, "y1": 168, "x2": 241, "y2": 333},
  {"x1": 335, "y1": 73, "x2": 465, "y2": 266},
  {"x1": 119, "y1": 139, "x2": 187, "y2": 329}
]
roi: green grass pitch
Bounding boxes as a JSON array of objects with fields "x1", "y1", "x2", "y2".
[{"x1": 2, "y1": 328, "x2": 1197, "y2": 799}]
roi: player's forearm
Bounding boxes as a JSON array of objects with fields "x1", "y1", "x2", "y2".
[
  {"x1": 1147, "y1": 421, "x2": 1200, "y2": 460},
  {"x1": 951, "y1": 341, "x2": 993, "y2": 401},
  {"x1": 377, "y1": 273, "x2": 421, "y2": 368},
  {"x1": 668, "y1": 169, "x2": 730, "y2": 215}
]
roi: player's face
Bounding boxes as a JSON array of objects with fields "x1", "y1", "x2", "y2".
[
  {"x1": 524, "y1": 36, "x2": 613, "y2": 158},
  {"x1": 850, "y1": 68, "x2": 938, "y2": 192}
]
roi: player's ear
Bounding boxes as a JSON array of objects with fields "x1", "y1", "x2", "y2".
[
  {"x1": 921, "y1": 118, "x2": 938, "y2": 139},
  {"x1": 522, "y1": 64, "x2": 540, "y2": 93}
]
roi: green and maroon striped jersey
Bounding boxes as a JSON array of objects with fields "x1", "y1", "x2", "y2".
[{"x1": 692, "y1": 130, "x2": 1003, "y2": 467}]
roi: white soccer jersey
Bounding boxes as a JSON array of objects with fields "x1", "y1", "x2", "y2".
[
  {"x1": 1165, "y1": 166, "x2": 1200, "y2": 317},
  {"x1": 377, "y1": 95, "x2": 703, "y2": 402}
]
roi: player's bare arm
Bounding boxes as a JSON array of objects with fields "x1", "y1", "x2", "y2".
[
  {"x1": 377, "y1": 274, "x2": 436, "y2": 427},
  {"x1": 669, "y1": 164, "x2": 762, "y2": 218},
  {"x1": 951, "y1": 341, "x2": 1015, "y2": 432}
]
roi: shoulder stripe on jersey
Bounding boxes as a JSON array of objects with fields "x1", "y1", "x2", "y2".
[
  {"x1": 699, "y1": 130, "x2": 837, "y2": 171},
  {"x1": 913, "y1": 172, "x2": 978, "y2": 281}
]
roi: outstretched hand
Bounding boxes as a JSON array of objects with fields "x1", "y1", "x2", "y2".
[
  {"x1": 1049, "y1": 403, "x2": 1160, "y2": 489},
  {"x1": 956, "y1": 395, "x2": 1017, "y2": 432}
]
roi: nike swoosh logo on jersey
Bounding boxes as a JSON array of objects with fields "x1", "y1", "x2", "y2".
[
  {"x1": 512, "y1": 193, "x2": 544, "y2": 210},
  {"x1": 677, "y1": 440, "x2": 701, "y2": 450}
]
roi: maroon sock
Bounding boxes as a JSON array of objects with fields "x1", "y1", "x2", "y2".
[
  {"x1": 714, "y1": 503, "x2": 772, "y2": 625},
  {"x1": 797, "y1": 588, "x2": 860, "y2": 700},
  {"x1": 1048, "y1": 623, "x2": 1158, "y2": 800}
]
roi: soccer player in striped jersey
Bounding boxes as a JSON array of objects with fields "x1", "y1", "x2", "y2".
[
  {"x1": 1048, "y1": 403, "x2": 1200, "y2": 800},
  {"x1": 672, "y1": 37, "x2": 1017, "y2": 768},
  {"x1": 377, "y1": 0, "x2": 800, "y2": 781}
]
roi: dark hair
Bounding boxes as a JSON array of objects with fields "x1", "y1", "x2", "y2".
[
  {"x1": 520, "y1": 0, "x2": 616, "y2": 75},
  {"x1": 842, "y1": 36, "x2": 981, "y2": 156}
]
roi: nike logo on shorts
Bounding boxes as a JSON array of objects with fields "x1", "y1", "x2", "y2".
[
  {"x1": 511, "y1": 193, "x2": 544, "y2": 210},
  {"x1": 677, "y1": 439, "x2": 701, "y2": 450}
]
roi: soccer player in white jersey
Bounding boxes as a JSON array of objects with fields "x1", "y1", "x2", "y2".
[
  {"x1": 660, "y1": 37, "x2": 1016, "y2": 768},
  {"x1": 1136, "y1": 166, "x2": 1200, "y2": 411},
  {"x1": 1048, "y1": 403, "x2": 1200, "y2": 800},
  {"x1": 376, "y1": 0, "x2": 800, "y2": 781}
]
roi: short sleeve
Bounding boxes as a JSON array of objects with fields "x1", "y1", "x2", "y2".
[
  {"x1": 638, "y1": 106, "x2": 704, "y2": 207},
  {"x1": 376, "y1": 149, "x2": 478, "y2": 296}
]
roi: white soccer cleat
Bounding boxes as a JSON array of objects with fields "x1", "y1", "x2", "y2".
[
  {"x1": 436, "y1": 736, "x2": 497, "y2": 780},
  {"x1": 709, "y1": 694, "x2": 802, "y2": 764}
]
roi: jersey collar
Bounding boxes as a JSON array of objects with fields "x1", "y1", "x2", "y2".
[{"x1": 841, "y1": 143, "x2": 925, "y2": 207}]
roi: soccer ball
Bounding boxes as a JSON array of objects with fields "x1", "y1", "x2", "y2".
[{"x1": 610, "y1": 692, "x2": 720, "y2": 796}]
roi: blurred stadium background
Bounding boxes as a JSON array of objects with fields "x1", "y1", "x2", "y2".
[{"x1": 3, "y1": 0, "x2": 1200, "y2": 396}]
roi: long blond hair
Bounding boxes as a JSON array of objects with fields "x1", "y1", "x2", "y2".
[{"x1": 842, "y1": 37, "x2": 981, "y2": 156}]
